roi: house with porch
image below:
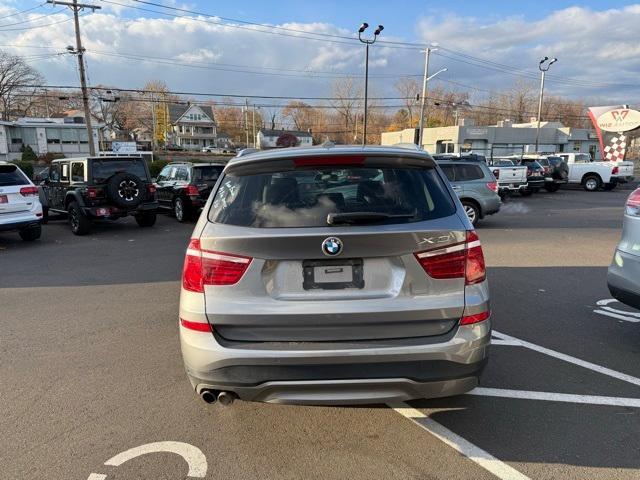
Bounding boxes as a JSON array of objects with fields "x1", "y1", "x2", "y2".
[{"x1": 167, "y1": 104, "x2": 217, "y2": 151}]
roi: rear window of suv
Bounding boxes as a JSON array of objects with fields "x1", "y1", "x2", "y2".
[
  {"x1": 193, "y1": 165, "x2": 223, "y2": 182},
  {"x1": 209, "y1": 166, "x2": 456, "y2": 228},
  {"x1": 0, "y1": 164, "x2": 29, "y2": 186},
  {"x1": 91, "y1": 159, "x2": 147, "y2": 183}
]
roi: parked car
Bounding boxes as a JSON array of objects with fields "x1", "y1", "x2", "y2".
[
  {"x1": 179, "y1": 145, "x2": 490, "y2": 406},
  {"x1": 202, "y1": 146, "x2": 235, "y2": 154},
  {"x1": 486, "y1": 158, "x2": 528, "y2": 196},
  {"x1": 0, "y1": 162, "x2": 42, "y2": 241},
  {"x1": 607, "y1": 188, "x2": 640, "y2": 309},
  {"x1": 540, "y1": 156, "x2": 569, "y2": 192},
  {"x1": 558, "y1": 153, "x2": 634, "y2": 191},
  {"x1": 165, "y1": 143, "x2": 184, "y2": 151},
  {"x1": 155, "y1": 162, "x2": 225, "y2": 222},
  {"x1": 435, "y1": 156, "x2": 501, "y2": 226},
  {"x1": 518, "y1": 160, "x2": 545, "y2": 196},
  {"x1": 39, "y1": 156, "x2": 158, "y2": 235}
]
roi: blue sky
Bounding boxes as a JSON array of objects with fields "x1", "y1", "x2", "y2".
[{"x1": 2, "y1": 1, "x2": 640, "y2": 106}]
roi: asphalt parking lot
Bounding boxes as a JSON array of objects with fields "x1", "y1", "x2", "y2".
[{"x1": 2, "y1": 188, "x2": 640, "y2": 480}]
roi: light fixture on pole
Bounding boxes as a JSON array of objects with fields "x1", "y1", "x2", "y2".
[
  {"x1": 535, "y1": 56, "x2": 557, "y2": 153},
  {"x1": 358, "y1": 22, "x2": 383, "y2": 146},
  {"x1": 417, "y1": 46, "x2": 444, "y2": 149}
]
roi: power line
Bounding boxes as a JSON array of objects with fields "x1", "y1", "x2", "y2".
[
  {"x1": 0, "y1": 3, "x2": 47, "y2": 21},
  {"x1": 0, "y1": 13, "x2": 76, "y2": 32},
  {"x1": 0, "y1": 8, "x2": 66, "y2": 28}
]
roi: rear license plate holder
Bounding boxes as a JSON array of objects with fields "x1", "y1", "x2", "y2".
[
  {"x1": 0, "y1": 195, "x2": 7, "y2": 204},
  {"x1": 303, "y1": 258, "x2": 364, "y2": 290}
]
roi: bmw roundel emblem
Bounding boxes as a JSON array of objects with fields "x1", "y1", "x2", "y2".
[{"x1": 322, "y1": 237, "x2": 343, "y2": 256}]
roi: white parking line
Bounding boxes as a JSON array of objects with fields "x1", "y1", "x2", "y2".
[
  {"x1": 491, "y1": 338, "x2": 522, "y2": 346},
  {"x1": 594, "y1": 309, "x2": 640, "y2": 322},
  {"x1": 493, "y1": 330, "x2": 640, "y2": 388},
  {"x1": 391, "y1": 403, "x2": 530, "y2": 480},
  {"x1": 467, "y1": 387, "x2": 640, "y2": 408}
]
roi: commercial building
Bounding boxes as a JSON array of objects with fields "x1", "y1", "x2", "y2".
[
  {"x1": 0, "y1": 117, "x2": 101, "y2": 161},
  {"x1": 381, "y1": 118, "x2": 602, "y2": 159},
  {"x1": 257, "y1": 129, "x2": 313, "y2": 149}
]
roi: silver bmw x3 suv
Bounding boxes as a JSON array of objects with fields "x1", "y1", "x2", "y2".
[{"x1": 179, "y1": 145, "x2": 491, "y2": 405}]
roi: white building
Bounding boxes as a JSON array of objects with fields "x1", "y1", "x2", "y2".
[
  {"x1": 167, "y1": 104, "x2": 217, "y2": 151},
  {"x1": 257, "y1": 129, "x2": 313, "y2": 149},
  {"x1": 381, "y1": 118, "x2": 601, "y2": 159},
  {"x1": 0, "y1": 117, "x2": 101, "y2": 161}
]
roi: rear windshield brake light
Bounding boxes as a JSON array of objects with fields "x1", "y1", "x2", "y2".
[{"x1": 293, "y1": 155, "x2": 366, "y2": 167}]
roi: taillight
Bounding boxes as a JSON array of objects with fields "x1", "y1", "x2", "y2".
[
  {"x1": 182, "y1": 239, "x2": 252, "y2": 292},
  {"x1": 492, "y1": 169, "x2": 500, "y2": 179},
  {"x1": 612, "y1": 166, "x2": 619, "y2": 175},
  {"x1": 147, "y1": 183, "x2": 157, "y2": 194},
  {"x1": 19, "y1": 186, "x2": 39, "y2": 196},
  {"x1": 460, "y1": 310, "x2": 491, "y2": 325},
  {"x1": 185, "y1": 185, "x2": 199, "y2": 196},
  {"x1": 414, "y1": 230, "x2": 486, "y2": 285},
  {"x1": 626, "y1": 188, "x2": 640, "y2": 216},
  {"x1": 486, "y1": 182, "x2": 498, "y2": 193}
]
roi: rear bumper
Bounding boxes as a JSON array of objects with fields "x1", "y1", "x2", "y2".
[
  {"x1": 181, "y1": 321, "x2": 491, "y2": 404},
  {"x1": 82, "y1": 201, "x2": 158, "y2": 218},
  {"x1": 0, "y1": 212, "x2": 42, "y2": 232},
  {"x1": 526, "y1": 178, "x2": 545, "y2": 188},
  {"x1": 497, "y1": 182, "x2": 527, "y2": 192},
  {"x1": 608, "y1": 249, "x2": 640, "y2": 309},
  {"x1": 613, "y1": 176, "x2": 634, "y2": 184},
  {"x1": 480, "y1": 195, "x2": 501, "y2": 217}
]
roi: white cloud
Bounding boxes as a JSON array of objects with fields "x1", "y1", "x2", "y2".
[{"x1": 1, "y1": 5, "x2": 639, "y2": 106}]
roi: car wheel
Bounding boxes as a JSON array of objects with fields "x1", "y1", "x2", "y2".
[
  {"x1": 135, "y1": 211, "x2": 157, "y2": 227},
  {"x1": 583, "y1": 175, "x2": 602, "y2": 192},
  {"x1": 461, "y1": 201, "x2": 479, "y2": 226},
  {"x1": 174, "y1": 198, "x2": 189, "y2": 222},
  {"x1": 544, "y1": 184, "x2": 560, "y2": 193},
  {"x1": 19, "y1": 225, "x2": 41, "y2": 241},
  {"x1": 603, "y1": 183, "x2": 617, "y2": 191},
  {"x1": 68, "y1": 201, "x2": 91, "y2": 235},
  {"x1": 520, "y1": 188, "x2": 534, "y2": 197}
]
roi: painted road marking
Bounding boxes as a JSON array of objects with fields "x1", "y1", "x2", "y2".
[
  {"x1": 87, "y1": 441, "x2": 207, "y2": 479},
  {"x1": 594, "y1": 298, "x2": 640, "y2": 322},
  {"x1": 492, "y1": 330, "x2": 640, "y2": 388},
  {"x1": 392, "y1": 403, "x2": 530, "y2": 480},
  {"x1": 467, "y1": 387, "x2": 640, "y2": 408}
]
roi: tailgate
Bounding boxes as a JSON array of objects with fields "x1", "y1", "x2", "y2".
[
  {"x1": 615, "y1": 162, "x2": 635, "y2": 177},
  {"x1": 201, "y1": 225, "x2": 468, "y2": 342}
]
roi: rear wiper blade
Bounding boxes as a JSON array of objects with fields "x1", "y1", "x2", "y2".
[{"x1": 327, "y1": 211, "x2": 416, "y2": 225}]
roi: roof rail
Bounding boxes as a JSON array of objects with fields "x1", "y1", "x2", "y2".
[{"x1": 235, "y1": 148, "x2": 259, "y2": 157}]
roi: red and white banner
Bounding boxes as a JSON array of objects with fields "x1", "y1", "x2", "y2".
[{"x1": 588, "y1": 105, "x2": 640, "y2": 162}]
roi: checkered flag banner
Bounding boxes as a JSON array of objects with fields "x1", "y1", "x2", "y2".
[
  {"x1": 588, "y1": 105, "x2": 640, "y2": 161},
  {"x1": 603, "y1": 134, "x2": 627, "y2": 162}
]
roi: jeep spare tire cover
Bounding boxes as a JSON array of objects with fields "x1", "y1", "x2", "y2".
[{"x1": 107, "y1": 173, "x2": 144, "y2": 208}]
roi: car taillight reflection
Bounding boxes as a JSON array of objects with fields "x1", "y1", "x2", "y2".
[{"x1": 486, "y1": 182, "x2": 498, "y2": 193}]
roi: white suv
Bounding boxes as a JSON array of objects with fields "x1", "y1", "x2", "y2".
[{"x1": 0, "y1": 162, "x2": 43, "y2": 241}]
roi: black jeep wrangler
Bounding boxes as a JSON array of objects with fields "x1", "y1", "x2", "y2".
[{"x1": 39, "y1": 156, "x2": 158, "y2": 235}]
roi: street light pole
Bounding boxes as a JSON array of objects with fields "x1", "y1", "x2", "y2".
[
  {"x1": 535, "y1": 56, "x2": 557, "y2": 153},
  {"x1": 417, "y1": 61, "x2": 447, "y2": 150},
  {"x1": 358, "y1": 23, "x2": 383, "y2": 146}
]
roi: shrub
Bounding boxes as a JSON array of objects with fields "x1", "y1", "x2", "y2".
[
  {"x1": 21, "y1": 145, "x2": 37, "y2": 162},
  {"x1": 12, "y1": 160, "x2": 34, "y2": 179}
]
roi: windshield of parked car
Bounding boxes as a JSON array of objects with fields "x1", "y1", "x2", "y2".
[
  {"x1": 209, "y1": 166, "x2": 456, "y2": 227},
  {"x1": 193, "y1": 165, "x2": 224, "y2": 182},
  {"x1": 0, "y1": 164, "x2": 29, "y2": 186},
  {"x1": 91, "y1": 159, "x2": 148, "y2": 183}
]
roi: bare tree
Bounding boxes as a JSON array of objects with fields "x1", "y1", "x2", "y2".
[
  {"x1": 0, "y1": 51, "x2": 44, "y2": 120},
  {"x1": 329, "y1": 77, "x2": 363, "y2": 144},
  {"x1": 394, "y1": 77, "x2": 420, "y2": 127}
]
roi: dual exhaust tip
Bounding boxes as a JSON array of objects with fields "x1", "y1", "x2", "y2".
[{"x1": 200, "y1": 389, "x2": 236, "y2": 406}]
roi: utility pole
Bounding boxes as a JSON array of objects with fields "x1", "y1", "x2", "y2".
[
  {"x1": 43, "y1": 88, "x2": 50, "y2": 117},
  {"x1": 47, "y1": 0, "x2": 101, "y2": 156},
  {"x1": 244, "y1": 99, "x2": 249, "y2": 148},
  {"x1": 417, "y1": 47, "x2": 433, "y2": 149}
]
